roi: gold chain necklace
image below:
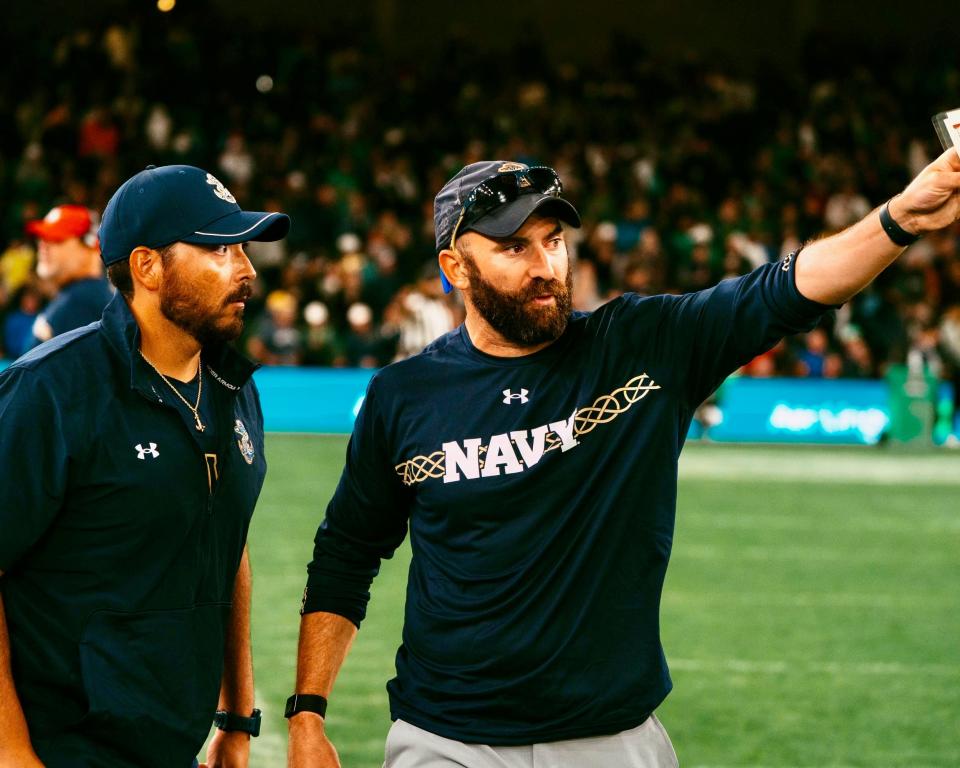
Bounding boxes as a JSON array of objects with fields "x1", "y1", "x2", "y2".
[{"x1": 139, "y1": 351, "x2": 206, "y2": 432}]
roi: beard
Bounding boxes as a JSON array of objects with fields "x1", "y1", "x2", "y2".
[
  {"x1": 159, "y1": 267, "x2": 252, "y2": 347},
  {"x1": 464, "y1": 257, "x2": 573, "y2": 347}
]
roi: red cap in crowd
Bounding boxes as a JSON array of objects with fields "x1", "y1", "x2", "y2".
[{"x1": 26, "y1": 205, "x2": 99, "y2": 247}]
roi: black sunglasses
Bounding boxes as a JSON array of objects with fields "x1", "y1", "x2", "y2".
[{"x1": 449, "y1": 166, "x2": 563, "y2": 250}]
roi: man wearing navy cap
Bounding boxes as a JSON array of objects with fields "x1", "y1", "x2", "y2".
[
  {"x1": 0, "y1": 165, "x2": 289, "y2": 767},
  {"x1": 25, "y1": 204, "x2": 114, "y2": 348},
  {"x1": 290, "y1": 150, "x2": 960, "y2": 767}
]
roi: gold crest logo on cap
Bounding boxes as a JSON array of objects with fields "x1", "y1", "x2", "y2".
[
  {"x1": 205, "y1": 173, "x2": 237, "y2": 204},
  {"x1": 497, "y1": 162, "x2": 527, "y2": 173}
]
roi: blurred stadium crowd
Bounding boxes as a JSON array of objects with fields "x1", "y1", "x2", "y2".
[{"x1": 1, "y1": 15, "x2": 959, "y2": 405}]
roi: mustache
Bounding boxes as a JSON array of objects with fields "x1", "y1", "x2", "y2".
[
  {"x1": 519, "y1": 277, "x2": 566, "y2": 301},
  {"x1": 225, "y1": 283, "x2": 254, "y2": 304}
]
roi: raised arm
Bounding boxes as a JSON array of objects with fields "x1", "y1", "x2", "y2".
[
  {"x1": 796, "y1": 147, "x2": 960, "y2": 305},
  {"x1": 286, "y1": 611, "x2": 358, "y2": 768}
]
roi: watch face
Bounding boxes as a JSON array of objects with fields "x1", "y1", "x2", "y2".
[{"x1": 247, "y1": 710, "x2": 262, "y2": 737}]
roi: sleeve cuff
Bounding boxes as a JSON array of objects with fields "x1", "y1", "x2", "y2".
[
  {"x1": 775, "y1": 246, "x2": 840, "y2": 329},
  {"x1": 300, "y1": 584, "x2": 365, "y2": 628}
]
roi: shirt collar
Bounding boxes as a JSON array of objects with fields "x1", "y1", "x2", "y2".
[{"x1": 100, "y1": 293, "x2": 259, "y2": 395}]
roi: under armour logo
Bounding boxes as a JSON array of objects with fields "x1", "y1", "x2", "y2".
[
  {"x1": 502, "y1": 388, "x2": 529, "y2": 404},
  {"x1": 135, "y1": 443, "x2": 159, "y2": 460}
]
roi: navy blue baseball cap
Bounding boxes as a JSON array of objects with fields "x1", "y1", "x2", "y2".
[
  {"x1": 434, "y1": 160, "x2": 581, "y2": 292},
  {"x1": 99, "y1": 164, "x2": 290, "y2": 266}
]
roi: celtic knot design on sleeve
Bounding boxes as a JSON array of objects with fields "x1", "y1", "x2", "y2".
[
  {"x1": 395, "y1": 445, "x2": 489, "y2": 485},
  {"x1": 394, "y1": 373, "x2": 660, "y2": 485},
  {"x1": 544, "y1": 373, "x2": 660, "y2": 452},
  {"x1": 395, "y1": 450, "x2": 446, "y2": 485}
]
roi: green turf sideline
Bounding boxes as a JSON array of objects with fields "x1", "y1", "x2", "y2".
[
  {"x1": 668, "y1": 658, "x2": 960, "y2": 676},
  {"x1": 679, "y1": 443, "x2": 960, "y2": 484},
  {"x1": 239, "y1": 435, "x2": 959, "y2": 768}
]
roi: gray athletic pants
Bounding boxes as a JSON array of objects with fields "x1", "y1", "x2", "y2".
[{"x1": 384, "y1": 714, "x2": 679, "y2": 768}]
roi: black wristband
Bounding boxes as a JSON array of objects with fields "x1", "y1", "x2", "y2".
[
  {"x1": 285, "y1": 693, "x2": 328, "y2": 719},
  {"x1": 213, "y1": 708, "x2": 261, "y2": 737},
  {"x1": 879, "y1": 200, "x2": 920, "y2": 247}
]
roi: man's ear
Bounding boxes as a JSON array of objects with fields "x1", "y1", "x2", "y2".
[
  {"x1": 438, "y1": 248, "x2": 470, "y2": 292},
  {"x1": 129, "y1": 246, "x2": 165, "y2": 293}
]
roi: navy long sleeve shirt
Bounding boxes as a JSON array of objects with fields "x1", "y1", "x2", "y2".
[{"x1": 303, "y1": 253, "x2": 829, "y2": 744}]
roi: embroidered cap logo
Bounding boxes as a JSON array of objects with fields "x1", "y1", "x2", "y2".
[{"x1": 206, "y1": 173, "x2": 237, "y2": 204}]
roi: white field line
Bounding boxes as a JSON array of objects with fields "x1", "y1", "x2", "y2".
[
  {"x1": 669, "y1": 657, "x2": 960, "y2": 677},
  {"x1": 679, "y1": 543, "x2": 955, "y2": 566},
  {"x1": 667, "y1": 590, "x2": 955, "y2": 609},
  {"x1": 678, "y1": 449, "x2": 960, "y2": 486},
  {"x1": 681, "y1": 511, "x2": 960, "y2": 535},
  {"x1": 689, "y1": 764, "x2": 947, "y2": 768}
]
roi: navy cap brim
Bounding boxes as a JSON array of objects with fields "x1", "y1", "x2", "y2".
[
  {"x1": 466, "y1": 195, "x2": 581, "y2": 240},
  {"x1": 180, "y1": 210, "x2": 290, "y2": 245}
]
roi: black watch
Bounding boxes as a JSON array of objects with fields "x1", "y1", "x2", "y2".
[
  {"x1": 879, "y1": 199, "x2": 921, "y2": 247},
  {"x1": 285, "y1": 693, "x2": 328, "y2": 719},
  {"x1": 213, "y1": 708, "x2": 261, "y2": 737}
]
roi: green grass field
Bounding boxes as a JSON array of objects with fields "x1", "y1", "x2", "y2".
[{"x1": 235, "y1": 436, "x2": 960, "y2": 767}]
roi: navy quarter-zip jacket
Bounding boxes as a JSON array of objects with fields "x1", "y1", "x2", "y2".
[{"x1": 0, "y1": 294, "x2": 266, "y2": 767}]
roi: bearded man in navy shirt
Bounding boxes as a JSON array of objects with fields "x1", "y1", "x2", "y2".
[
  {"x1": 288, "y1": 150, "x2": 960, "y2": 768},
  {"x1": 0, "y1": 166, "x2": 289, "y2": 767}
]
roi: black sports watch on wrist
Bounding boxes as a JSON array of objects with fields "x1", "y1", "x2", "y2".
[
  {"x1": 213, "y1": 708, "x2": 261, "y2": 737},
  {"x1": 285, "y1": 693, "x2": 328, "y2": 719},
  {"x1": 880, "y1": 198, "x2": 921, "y2": 247}
]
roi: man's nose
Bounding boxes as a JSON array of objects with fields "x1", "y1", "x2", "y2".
[
  {"x1": 236, "y1": 249, "x2": 256, "y2": 281},
  {"x1": 528, "y1": 244, "x2": 557, "y2": 281}
]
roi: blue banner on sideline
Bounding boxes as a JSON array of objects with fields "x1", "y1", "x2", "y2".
[{"x1": 3, "y1": 359, "x2": 952, "y2": 443}]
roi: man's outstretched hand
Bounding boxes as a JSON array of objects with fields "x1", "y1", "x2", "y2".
[{"x1": 889, "y1": 146, "x2": 960, "y2": 235}]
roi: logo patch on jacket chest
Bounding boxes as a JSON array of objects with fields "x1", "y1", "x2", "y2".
[{"x1": 234, "y1": 419, "x2": 255, "y2": 465}]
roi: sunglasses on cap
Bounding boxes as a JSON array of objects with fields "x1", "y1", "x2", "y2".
[{"x1": 448, "y1": 166, "x2": 563, "y2": 250}]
